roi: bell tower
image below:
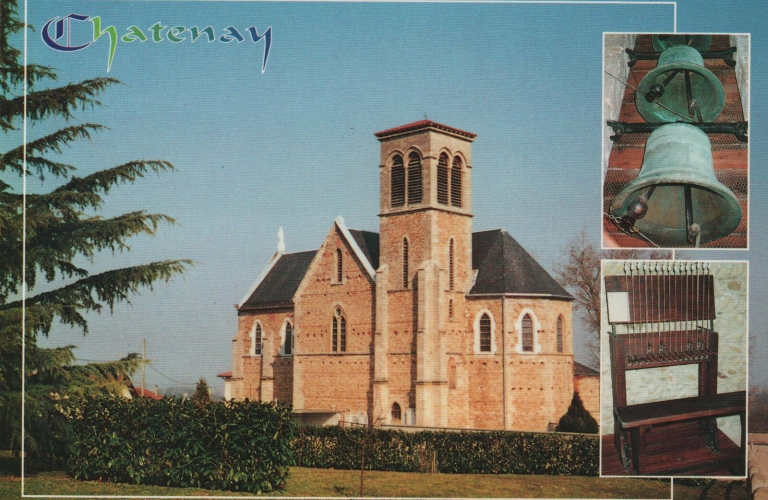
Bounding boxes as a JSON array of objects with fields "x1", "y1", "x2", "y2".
[
  {"x1": 373, "y1": 120, "x2": 475, "y2": 428},
  {"x1": 375, "y1": 120, "x2": 476, "y2": 293}
]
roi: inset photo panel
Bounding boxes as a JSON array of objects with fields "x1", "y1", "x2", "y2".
[
  {"x1": 600, "y1": 260, "x2": 747, "y2": 477},
  {"x1": 602, "y1": 34, "x2": 749, "y2": 249}
]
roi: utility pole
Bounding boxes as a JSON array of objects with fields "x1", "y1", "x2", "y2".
[{"x1": 142, "y1": 338, "x2": 146, "y2": 397}]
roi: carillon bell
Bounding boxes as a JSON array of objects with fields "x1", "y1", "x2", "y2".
[
  {"x1": 652, "y1": 34, "x2": 712, "y2": 52},
  {"x1": 635, "y1": 45, "x2": 724, "y2": 123},
  {"x1": 610, "y1": 123, "x2": 741, "y2": 246}
]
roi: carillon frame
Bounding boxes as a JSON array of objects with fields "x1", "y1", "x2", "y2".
[{"x1": 605, "y1": 261, "x2": 746, "y2": 476}]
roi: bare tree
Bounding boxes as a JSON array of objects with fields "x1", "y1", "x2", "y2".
[
  {"x1": 340, "y1": 414, "x2": 384, "y2": 497},
  {"x1": 554, "y1": 231, "x2": 670, "y2": 368}
]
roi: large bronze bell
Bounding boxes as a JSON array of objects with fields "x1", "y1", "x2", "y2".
[
  {"x1": 635, "y1": 45, "x2": 724, "y2": 123},
  {"x1": 610, "y1": 123, "x2": 741, "y2": 246},
  {"x1": 652, "y1": 34, "x2": 712, "y2": 52}
]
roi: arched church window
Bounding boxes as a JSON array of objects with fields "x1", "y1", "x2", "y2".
[
  {"x1": 479, "y1": 313, "x2": 492, "y2": 352},
  {"x1": 251, "y1": 322, "x2": 262, "y2": 356},
  {"x1": 451, "y1": 156, "x2": 462, "y2": 207},
  {"x1": 402, "y1": 238, "x2": 409, "y2": 289},
  {"x1": 407, "y1": 152, "x2": 422, "y2": 204},
  {"x1": 391, "y1": 155, "x2": 405, "y2": 207},
  {"x1": 332, "y1": 307, "x2": 347, "y2": 352},
  {"x1": 437, "y1": 153, "x2": 449, "y2": 205},
  {"x1": 281, "y1": 320, "x2": 293, "y2": 356},
  {"x1": 522, "y1": 314, "x2": 533, "y2": 352},
  {"x1": 391, "y1": 402, "x2": 401, "y2": 421},
  {"x1": 557, "y1": 316, "x2": 564, "y2": 353}
]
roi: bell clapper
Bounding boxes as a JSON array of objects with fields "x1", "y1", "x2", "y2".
[
  {"x1": 645, "y1": 69, "x2": 680, "y2": 103},
  {"x1": 621, "y1": 185, "x2": 656, "y2": 228}
]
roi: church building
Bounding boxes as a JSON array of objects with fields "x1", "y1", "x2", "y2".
[{"x1": 220, "y1": 120, "x2": 598, "y2": 432}]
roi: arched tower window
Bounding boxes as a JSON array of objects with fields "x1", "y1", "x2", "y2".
[
  {"x1": 448, "y1": 358, "x2": 457, "y2": 389},
  {"x1": 251, "y1": 322, "x2": 262, "y2": 356},
  {"x1": 449, "y1": 239, "x2": 455, "y2": 290},
  {"x1": 281, "y1": 320, "x2": 293, "y2": 356},
  {"x1": 479, "y1": 313, "x2": 492, "y2": 352},
  {"x1": 391, "y1": 155, "x2": 405, "y2": 207},
  {"x1": 437, "y1": 153, "x2": 449, "y2": 205},
  {"x1": 451, "y1": 156, "x2": 463, "y2": 207},
  {"x1": 557, "y1": 316, "x2": 564, "y2": 353},
  {"x1": 332, "y1": 307, "x2": 347, "y2": 352},
  {"x1": 522, "y1": 314, "x2": 533, "y2": 352},
  {"x1": 407, "y1": 152, "x2": 422, "y2": 204},
  {"x1": 402, "y1": 238, "x2": 409, "y2": 289},
  {"x1": 391, "y1": 402, "x2": 402, "y2": 421},
  {"x1": 335, "y1": 248, "x2": 343, "y2": 283}
]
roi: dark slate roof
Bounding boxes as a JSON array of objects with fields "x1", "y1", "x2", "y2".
[
  {"x1": 240, "y1": 250, "x2": 316, "y2": 310},
  {"x1": 348, "y1": 229, "x2": 380, "y2": 270},
  {"x1": 469, "y1": 230, "x2": 573, "y2": 299},
  {"x1": 574, "y1": 362, "x2": 599, "y2": 377}
]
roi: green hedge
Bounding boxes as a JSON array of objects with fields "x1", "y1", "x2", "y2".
[
  {"x1": 294, "y1": 426, "x2": 598, "y2": 476},
  {"x1": 68, "y1": 397, "x2": 296, "y2": 493}
]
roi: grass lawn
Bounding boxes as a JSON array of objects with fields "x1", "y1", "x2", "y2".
[
  {"x1": 0, "y1": 467, "x2": 675, "y2": 499},
  {"x1": 672, "y1": 479, "x2": 749, "y2": 500}
]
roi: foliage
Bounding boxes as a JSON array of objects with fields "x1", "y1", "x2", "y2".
[
  {"x1": 294, "y1": 425, "x2": 598, "y2": 476},
  {"x1": 554, "y1": 230, "x2": 670, "y2": 367},
  {"x1": 555, "y1": 392, "x2": 599, "y2": 434},
  {"x1": 0, "y1": 0, "x2": 189, "y2": 461},
  {"x1": 192, "y1": 378, "x2": 211, "y2": 402},
  {"x1": 68, "y1": 397, "x2": 296, "y2": 493}
]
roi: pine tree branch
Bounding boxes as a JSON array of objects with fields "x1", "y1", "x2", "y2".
[
  {"x1": 2, "y1": 78, "x2": 120, "y2": 130},
  {"x1": 1, "y1": 124, "x2": 105, "y2": 177},
  {"x1": 54, "y1": 160, "x2": 175, "y2": 196},
  {"x1": 1, "y1": 260, "x2": 192, "y2": 334}
]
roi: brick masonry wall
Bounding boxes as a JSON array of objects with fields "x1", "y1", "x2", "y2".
[
  {"x1": 293, "y1": 225, "x2": 376, "y2": 418},
  {"x1": 600, "y1": 261, "x2": 747, "y2": 445},
  {"x1": 575, "y1": 374, "x2": 600, "y2": 424}
]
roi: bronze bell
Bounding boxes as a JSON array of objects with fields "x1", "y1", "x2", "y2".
[
  {"x1": 610, "y1": 123, "x2": 741, "y2": 247},
  {"x1": 635, "y1": 45, "x2": 725, "y2": 123}
]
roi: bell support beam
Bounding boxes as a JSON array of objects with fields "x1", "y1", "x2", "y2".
[
  {"x1": 607, "y1": 120, "x2": 748, "y2": 143},
  {"x1": 626, "y1": 47, "x2": 737, "y2": 68}
]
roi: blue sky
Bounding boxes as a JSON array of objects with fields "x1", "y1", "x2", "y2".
[{"x1": 16, "y1": 0, "x2": 767, "y2": 395}]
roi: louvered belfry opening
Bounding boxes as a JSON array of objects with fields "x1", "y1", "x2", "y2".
[
  {"x1": 335, "y1": 248, "x2": 343, "y2": 283},
  {"x1": 402, "y1": 238, "x2": 409, "y2": 288},
  {"x1": 451, "y1": 156, "x2": 462, "y2": 207},
  {"x1": 391, "y1": 155, "x2": 405, "y2": 207},
  {"x1": 479, "y1": 313, "x2": 491, "y2": 352},
  {"x1": 448, "y1": 239, "x2": 455, "y2": 290},
  {"x1": 437, "y1": 153, "x2": 450, "y2": 204},
  {"x1": 407, "y1": 152, "x2": 422, "y2": 204}
]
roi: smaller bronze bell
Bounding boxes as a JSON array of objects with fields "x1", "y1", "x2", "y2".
[
  {"x1": 652, "y1": 34, "x2": 712, "y2": 52},
  {"x1": 635, "y1": 45, "x2": 724, "y2": 123},
  {"x1": 610, "y1": 123, "x2": 741, "y2": 247}
]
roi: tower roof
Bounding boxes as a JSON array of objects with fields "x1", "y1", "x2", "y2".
[
  {"x1": 469, "y1": 230, "x2": 573, "y2": 300},
  {"x1": 374, "y1": 120, "x2": 477, "y2": 140}
]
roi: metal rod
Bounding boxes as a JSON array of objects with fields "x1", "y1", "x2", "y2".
[
  {"x1": 684, "y1": 70, "x2": 694, "y2": 119},
  {"x1": 626, "y1": 47, "x2": 737, "y2": 68}
]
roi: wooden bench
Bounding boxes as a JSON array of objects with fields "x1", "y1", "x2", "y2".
[{"x1": 615, "y1": 391, "x2": 746, "y2": 474}]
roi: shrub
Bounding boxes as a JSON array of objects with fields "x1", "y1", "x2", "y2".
[
  {"x1": 294, "y1": 425, "x2": 598, "y2": 476},
  {"x1": 68, "y1": 397, "x2": 295, "y2": 493},
  {"x1": 555, "y1": 392, "x2": 599, "y2": 434}
]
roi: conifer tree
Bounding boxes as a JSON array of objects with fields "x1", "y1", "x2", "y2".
[
  {"x1": 0, "y1": 0, "x2": 190, "y2": 459},
  {"x1": 192, "y1": 378, "x2": 211, "y2": 402}
]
